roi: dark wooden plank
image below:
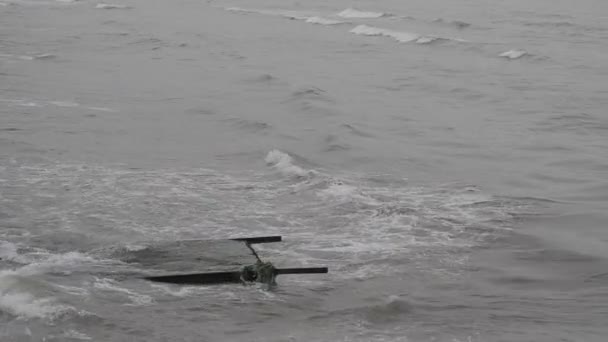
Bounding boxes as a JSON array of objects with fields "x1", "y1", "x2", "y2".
[
  {"x1": 230, "y1": 236, "x2": 282, "y2": 244},
  {"x1": 276, "y1": 267, "x2": 328, "y2": 275},
  {"x1": 144, "y1": 271, "x2": 242, "y2": 285}
]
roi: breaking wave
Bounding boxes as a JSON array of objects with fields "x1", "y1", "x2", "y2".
[
  {"x1": 350, "y1": 24, "x2": 419, "y2": 42},
  {"x1": 0, "y1": 247, "x2": 104, "y2": 320},
  {"x1": 432, "y1": 18, "x2": 472, "y2": 29},
  {"x1": 225, "y1": 7, "x2": 345, "y2": 26},
  {"x1": 0, "y1": 268, "x2": 79, "y2": 320},
  {"x1": 337, "y1": 8, "x2": 389, "y2": 19},
  {"x1": 305, "y1": 16, "x2": 346, "y2": 26},
  {"x1": 95, "y1": 3, "x2": 130, "y2": 10},
  {"x1": 265, "y1": 149, "x2": 315, "y2": 178},
  {"x1": 350, "y1": 25, "x2": 463, "y2": 44},
  {"x1": 499, "y1": 49, "x2": 528, "y2": 59}
]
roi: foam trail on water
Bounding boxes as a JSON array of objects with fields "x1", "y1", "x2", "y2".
[{"x1": 337, "y1": 8, "x2": 388, "y2": 19}]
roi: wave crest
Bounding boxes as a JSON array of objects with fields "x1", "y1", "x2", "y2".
[
  {"x1": 499, "y1": 49, "x2": 528, "y2": 59},
  {"x1": 337, "y1": 8, "x2": 388, "y2": 19},
  {"x1": 265, "y1": 150, "x2": 315, "y2": 178}
]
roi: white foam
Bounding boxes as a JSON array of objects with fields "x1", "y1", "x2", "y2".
[
  {"x1": 86, "y1": 106, "x2": 115, "y2": 112},
  {"x1": 499, "y1": 49, "x2": 528, "y2": 59},
  {"x1": 337, "y1": 8, "x2": 386, "y2": 19},
  {"x1": 0, "y1": 98, "x2": 40, "y2": 107},
  {"x1": 0, "y1": 241, "x2": 19, "y2": 261},
  {"x1": 149, "y1": 283, "x2": 203, "y2": 297},
  {"x1": 225, "y1": 7, "x2": 345, "y2": 26},
  {"x1": 0, "y1": 270, "x2": 75, "y2": 319},
  {"x1": 4, "y1": 251, "x2": 101, "y2": 277},
  {"x1": 265, "y1": 149, "x2": 313, "y2": 178},
  {"x1": 93, "y1": 278, "x2": 154, "y2": 306},
  {"x1": 416, "y1": 36, "x2": 439, "y2": 44},
  {"x1": 225, "y1": 7, "x2": 307, "y2": 20},
  {"x1": 63, "y1": 330, "x2": 92, "y2": 340},
  {"x1": 225, "y1": 6, "x2": 255, "y2": 14},
  {"x1": 95, "y1": 3, "x2": 129, "y2": 9},
  {"x1": 350, "y1": 25, "x2": 419, "y2": 43},
  {"x1": 317, "y1": 183, "x2": 380, "y2": 205},
  {"x1": 305, "y1": 16, "x2": 345, "y2": 25},
  {"x1": 50, "y1": 100, "x2": 79, "y2": 107}
]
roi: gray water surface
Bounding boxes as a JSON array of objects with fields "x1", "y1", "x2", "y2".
[{"x1": 1, "y1": 0, "x2": 607, "y2": 341}]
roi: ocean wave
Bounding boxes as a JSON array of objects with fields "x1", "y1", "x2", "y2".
[
  {"x1": 0, "y1": 53, "x2": 56, "y2": 61},
  {"x1": 95, "y1": 3, "x2": 130, "y2": 10},
  {"x1": 265, "y1": 149, "x2": 315, "y2": 178},
  {"x1": 225, "y1": 7, "x2": 308, "y2": 20},
  {"x1": 337, "y1": 8, "x2": 388, "y2": 19},
  {"x1": 0, "y1": 241, "x2": 19, "y2": 260},
  {"x1": 432, "y1": 18, "x2": 471, "y2": 29},
  {"x1": 225, "y1": 7, "x2": 345, "y2": 26},
  {"x1": 305, "y1": 16, "x2": 346, "y2": 26},
  {"x1": 350, "y1": 24, "x2": 419, "y2": 43},
  {"x1": 222, "y1": 117, "x2": 273, "y2": 134},
  {"x1": 349, "y1": 25, "x2": 464, "y2": 44},
  {"x1": 289, "y1": 86, "x2": 333, "y2": 102},
  {"x1": 0, "y1": 270, "x2": 77, "y2": 320},
  {"x1": 93, "y1": 278, "x2": 154, "y2": 306},
  {"x1": 499, "y1": 49, "x2": 528, "y2": 59}
]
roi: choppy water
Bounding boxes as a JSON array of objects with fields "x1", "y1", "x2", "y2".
[{"x1": 1, "y1": 0, "x2": 607, "y2": 341}]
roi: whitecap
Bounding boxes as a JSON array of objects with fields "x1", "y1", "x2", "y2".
[
  {"x1": 416, "y1": 36, "x2": 440, "y2": 44},
  {"x1": 499, "y1": 49, "x2": 528, "y2": 59},
  {"x1": 50, "y1": 100, "x2": 79, "y2": 107},
  {"x1": 350, "y1": 25, "x2": 419, "y2": 43},
  {"x1": 337, "y1": 8, "x2": 387, "y2": 19},
  {"x1": 0, "y1": 270, "x2": 75, "y2": 320},
  {"x1": 93, "y1": 278, "x2": 154, "y2": 306},
  {"x1": 85, "y1": 106, "x2": 115, "y2": 112},
  {"x1": 0, "y1": 241, "x2": 19, "y2": 261},
  {"x1": 265, "y1": 149, "x2": 314, "y2": 178},
  {"x1": 63, "y1": 330, "x2": 92, "y2": 340},
  {"x1": 225, "y1": 7, "x2": 308, "y2": 20},
  {"x1": 305, "y1": 16, "x2": 345, "y2": 25},
  {"x1": 95, "y1": 3, "x2": 130, "y2": 10}
]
